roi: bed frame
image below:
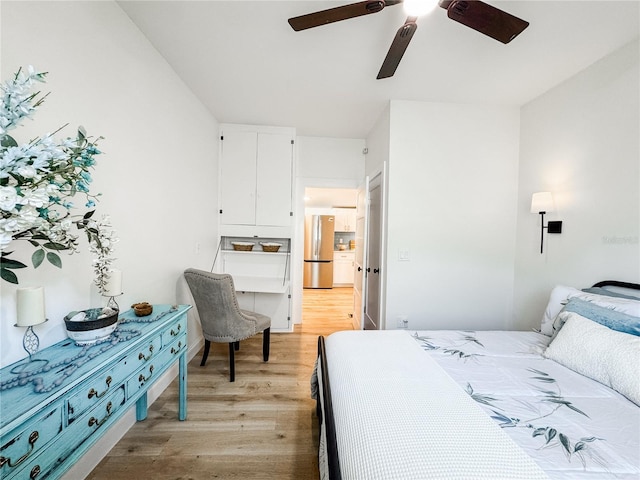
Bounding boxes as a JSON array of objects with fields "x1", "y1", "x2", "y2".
[{"x1": 316, "y1": 280, "x2": 640, "y2": 480}]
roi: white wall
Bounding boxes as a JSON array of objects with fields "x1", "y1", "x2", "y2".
[
  {"x1": 384, "y1": 100, "x2": 521, "y2": 330},
  {"x1": 1, "y1": 2, "x2": 218, "y2": 476},
  {"x1": 292, "y1": 136, "x2": 365, "y2": 324},
  {"x1": 513, "y1": 39, "x2": 640, "y2": 330},
  {"x1": 1, "y1": 1, "x2": 218, "y2": 366}
]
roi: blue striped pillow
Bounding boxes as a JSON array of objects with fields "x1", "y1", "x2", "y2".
[{"x1": 554, "y1": 297, "x2": 640, "y2": 337}]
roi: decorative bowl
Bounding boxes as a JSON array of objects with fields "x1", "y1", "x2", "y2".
[
  {"x1": 260, "y1": 242, "x2": 282, "y2": 252},
  {"x1": 64, "y1": 307, "x2": 119, "y2": 345},
  {"x1": 232, "y1": 241, "x2": 254, "y2": 251},
  {"x1": 132, "y1": 302, "x2": 153, "y2": 316}
]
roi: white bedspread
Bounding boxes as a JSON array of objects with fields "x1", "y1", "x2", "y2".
[
  {"x1": 413, "y1": 330, "x2": 640, "y2": 479},
  {"x1": 325, "y1": 330, "x2": 549, "y2": 480}
]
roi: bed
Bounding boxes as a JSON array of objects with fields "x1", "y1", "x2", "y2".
[{"x1": 314, "y1": 280, "x2": 640, "y2": 479}]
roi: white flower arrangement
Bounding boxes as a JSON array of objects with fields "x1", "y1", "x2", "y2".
[{"x1": 0, "y1": 66, "x2": 118, "y2": 293}]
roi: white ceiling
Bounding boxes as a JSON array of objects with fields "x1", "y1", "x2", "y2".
[{"x1": 118, "y1": 1, "x2": 640, "y2": 139}]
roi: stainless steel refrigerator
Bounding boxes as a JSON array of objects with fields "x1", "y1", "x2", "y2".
[{"x1": 303, "y1": 215, "x2": 335, "y2": 288}]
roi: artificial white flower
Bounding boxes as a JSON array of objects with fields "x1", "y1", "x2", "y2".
[{"x1": 0, "y1": 186, "x2": 18, "y2": 211}]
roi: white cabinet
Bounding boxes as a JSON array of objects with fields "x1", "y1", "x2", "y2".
[
  {"x1": 218, "y1": 236, "x2": 292, "y2": 331},
  {"x1": 333, "y1": 251, "x2": 355, "y2": 286},
  {"x1": 219, "y1": 125, "x2": 295, "y2": 229},
  {"x1": 333, "y1": 207, "x2": 356, "y2": 232}
]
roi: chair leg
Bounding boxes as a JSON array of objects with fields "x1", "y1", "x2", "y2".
[
  {"x1": 234, "y1": 341, "x2": 240, "y2": 351},
  {"x1": 228, "y1": 342, "x2": 235, "y2": 382},
  {"x1": 200, "y1": 340, "x2": 211, "y2": 367},
  {"x1": 263, "y1": 328, "x2": 270, "y2": 362}
]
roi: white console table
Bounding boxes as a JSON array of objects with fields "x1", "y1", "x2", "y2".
[{"x1": 0, "y1": 304, "x2": 190, "y2": 480}]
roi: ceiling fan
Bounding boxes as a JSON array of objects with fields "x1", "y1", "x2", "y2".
[{"x1": 288, "y1": 0, "x2": 529, "y2": 79}]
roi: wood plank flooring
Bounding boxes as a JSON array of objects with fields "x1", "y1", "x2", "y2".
[{"x1": 87, "y1": 287, "x2": 354, "y2": 480}]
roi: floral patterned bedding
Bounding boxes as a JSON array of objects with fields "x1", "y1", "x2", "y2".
[{"x1": 413, "y1": 330, "x2": 640, "y2": 479}]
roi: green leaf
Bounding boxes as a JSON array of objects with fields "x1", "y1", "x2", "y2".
[
  {"x1": 47, "y1": 252, "x2": 63, "y2": 268},
  {"x1": 0, "y1": 257, "x2": 27, "y2": 269},
  {"x1": 32, "y1": 249, "x2": 45, "y2": 268},
  {"x1": 559, "y1": 433, "x2": 571, "y2": 454},
  {"x1": 28, "y1": 239, "x2": 41, "y2": 247},
  {"x1": 1, "y1": 267, "x2": 18, "y2": 284},
  {"x1": 1, "y1": 134, "x2": 18, "y2": 148},
  {"x1": 42, "y1": 242, "x2": 69, "y2": 251},
  {"x1": 84, "y1": 210, "x2": 95, "y2": 219}
]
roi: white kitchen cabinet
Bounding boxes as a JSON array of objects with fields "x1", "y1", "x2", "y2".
[
  {"x1": 219, "y1": 124, "x2": 295, "y2": 228},
  {"x1": 333, "y1": 207, "x2": 357, "y2": 232},
  {"x1": 333, "y1": 250, "x2": 355, "y2": 286}
]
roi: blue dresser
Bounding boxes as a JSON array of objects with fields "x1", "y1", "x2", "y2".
[{"x1": 0, "y1": 304, "x2": 190, "y2": 480}]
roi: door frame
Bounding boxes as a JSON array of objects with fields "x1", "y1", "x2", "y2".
[
  {"x1": 352, "y1": 178, "x2": 369, "y2": 330},
  {"x1": 363, "y1": 165, "x2": 387, "y2": 330}
]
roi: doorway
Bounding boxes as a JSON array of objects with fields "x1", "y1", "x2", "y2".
[{"x1": 301, "y1": 186, "x2": 358, "y2": 327}]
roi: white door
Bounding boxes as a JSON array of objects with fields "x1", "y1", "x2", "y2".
[
  {"x1": 352, "y1": 178, "x2": 369, "y2": 330},
  {"x1": 256, "y1": 133, "x2": 293, "y2": 227},
  {"x1": 364, "y1": 172, "x2": 382, "y2": 330},
  {"x1": 220, "y1": 130, "x2": 258, "y2": 225}
]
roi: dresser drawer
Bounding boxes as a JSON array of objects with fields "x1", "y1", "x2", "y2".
[
  {"x1": 0, "y1": 404, "x2": 62, "y2": 479},
  {"x1": 161, "y1": 314, "x2": 187, "y2": 347},
  {"x1": 127, "y1": 333, "x2": 187, "y2": 398}
]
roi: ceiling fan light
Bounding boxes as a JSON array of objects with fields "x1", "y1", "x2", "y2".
[{"x1": 403, "y1": 0, "x2": 438, "y2": 17}]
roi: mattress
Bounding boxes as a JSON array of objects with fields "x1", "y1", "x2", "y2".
[{"x1": 320, "y1": 329, "x2": 640, "y2": 480}]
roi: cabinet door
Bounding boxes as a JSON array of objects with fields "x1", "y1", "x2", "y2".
[
  {"x1": 256, "y1": 133, "x2": 293, "y2": 227},
  {"x1": 220, "y1": 130, "x2": 258, "y2": 225},
  {"x1": 255, "y1": 292, "x2": 290, "y2": 331}
]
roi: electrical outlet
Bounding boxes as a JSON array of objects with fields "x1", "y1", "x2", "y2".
[
  {"x1": 195, "y1": 242, "x2": 201, "y2": 254},
  {"x1": 397, "y1": 315, "x2": 408, "y2": 329}
]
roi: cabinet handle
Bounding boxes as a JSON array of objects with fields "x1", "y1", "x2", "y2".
[
  {"x1": 30, "y1": 465, "x2": 41, "y2": 479},
  {"x1": 373, "y1": 268, "x2": 380, "y2": 274},
  {"x1": 170, "y1": 324, "x2": 182, "y2": 336},
  {"x1": 170, "y1": 342, "x2": 183, "y2": 355},
  {"x1": 358, "y1": 266, "x2": 362, "y2": 272},
  {"x1": 88, "y1": 402, "x2": 113, "y2": 428},
  {"x1": 139, "y1": 365, "x2": 155, "y2": 384},
  {"x1": 0, "y1": 431, "x2": 39, "y2": 469},
  {"x1": 88, "y1": 376, "x2": 112, "y2": 399},
  {"x1": 138, "y1": 344, "x2": 154, "y2": 361}
]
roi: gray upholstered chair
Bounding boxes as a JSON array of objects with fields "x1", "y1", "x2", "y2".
[{"x1": 183, "y1": 268, "x2": 271, "y2": 382}]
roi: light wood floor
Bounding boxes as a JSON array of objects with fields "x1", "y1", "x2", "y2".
[{"x1": 88, "y1": 287, "x2": 354, "y2": 480}]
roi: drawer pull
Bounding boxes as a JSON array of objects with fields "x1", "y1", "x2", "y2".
[
  {"x1": 138, "y1": 365, "x2": 154, "y2": 384},
  {"x1": 88, "y1": 376, "x2": 112, "y2": 399},
  {"x1": 170, "y1": 324, "x2": 182, "y2": 336},
  {"x1": 88, "y1": 402, "x2": 113, "y2": 428},
  {"x1": 0, "y1": 430, "x2": 39, "y2": 469},
  {"x1": 30, "y1": 465, "x2": 41, "y2": 479},
  {"x1": 170, "y1": 342, "x2": 183, "y2": 355},
  {"x1": 138, "y1": 344, "x2": 154, "y2": 361}
]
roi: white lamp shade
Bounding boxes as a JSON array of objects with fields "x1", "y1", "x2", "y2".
[{"x1": 531, "y1": 192, "x2": 554, "y2": 213}]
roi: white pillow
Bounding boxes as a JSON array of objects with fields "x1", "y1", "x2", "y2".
[
  {"x1": 544, "y1": 311, "x2": 640, "y2": 406},
  {"x1": 540, "y1": 285, "x2": 640, "y2": 336}
]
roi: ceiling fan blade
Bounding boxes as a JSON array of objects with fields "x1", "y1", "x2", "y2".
[
  {"x1": 288, "y1": 0, "x2": 401, "y2": 31},
  {"x1": 439, "y1": 0, "x2": 529, "y2": 44},
  {"x1": 377, "y1": 17, "x2": 418, "y2": 79}
]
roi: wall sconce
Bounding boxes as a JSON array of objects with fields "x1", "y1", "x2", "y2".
[{"x1": 531, "y1": 192, "x2": 563, "y2": 254}]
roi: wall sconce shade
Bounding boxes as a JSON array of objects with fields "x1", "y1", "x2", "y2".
[
  {"x1": 531, "y1": 192, "x2": 562, "y2": 254},
  {"x1": 531, "y1": 191, "x2": 554, "y2": 213}
]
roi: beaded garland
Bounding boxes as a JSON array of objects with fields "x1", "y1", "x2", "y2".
[
  {"x1": 1, "y1": 328, "x2": 142, "y2": 394},
  {"x1": 1, "y1": 305, "x2": 180, "y2": 394}
]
